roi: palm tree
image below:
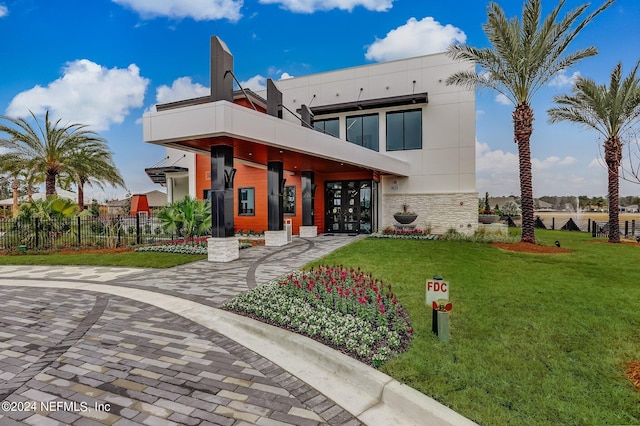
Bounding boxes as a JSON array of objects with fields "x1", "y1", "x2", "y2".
[
  {"x1": 446, "y1": 0, "x2": 614, "y2": 243},
  {"x1": 0, "y1": 157, "x2": 40, "y2": 215},
  {"x1": 0, "y1": 110, "x2": 108, "y2": 197},
  {"x1": 61, "y1": 141, "x2": 126, "y2": 211},
  {"x1": 548, "y1": 62, "x2": 640, "y2": 243}
]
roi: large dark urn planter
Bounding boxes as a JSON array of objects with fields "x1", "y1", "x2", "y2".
[
  {"x1": 478, "y1": 214, "x2": 500, "y2": 224},
  {"x1": 394, "y1": 213, "x2": 418, "y2": 224}
]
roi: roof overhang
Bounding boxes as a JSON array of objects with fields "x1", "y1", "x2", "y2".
[
  {"x1": 306, "y1": 92, "x2": 428, "y2": 116},
  {"x1": 143, "y1": 100, "x2": 409, "y2": 176},
  {"x1": 145, "y1": 166, "x2": 189, "y2": 184}
]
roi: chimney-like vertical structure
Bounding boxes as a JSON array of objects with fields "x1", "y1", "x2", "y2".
[
  {"x1": 300, "y1": 104, "x2": 313, "y2": 128},
  {"x1": 267, "y1": 79, "x2": 283, "y2": 119},
  {"x1": 210, "y1": 36, "x2": 234, "y2": 102}
]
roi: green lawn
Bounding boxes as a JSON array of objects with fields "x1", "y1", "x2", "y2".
[
  {"x1": 308, "y1": 230, "x2": 640, "y2": 425},
  {"x1": 0, "y1": 251, "x2": 206, "y2": 268}
]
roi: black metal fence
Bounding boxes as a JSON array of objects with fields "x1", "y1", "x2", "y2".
[{"x1": 0, "y1": 214, "x2": 176, "y2": 251}]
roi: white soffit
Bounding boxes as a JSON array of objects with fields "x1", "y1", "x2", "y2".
[{"x1": 143, "y1": 101, "x2": 409, "y2": 176}]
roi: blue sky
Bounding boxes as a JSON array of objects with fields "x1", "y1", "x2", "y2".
[{"x1": 1, "y1": 0, "x2": 639, "y2": 201}]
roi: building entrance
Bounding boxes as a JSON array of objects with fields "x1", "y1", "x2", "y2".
[{"x1": 325, "y1": 180, "x2": 374, "y2": 233}]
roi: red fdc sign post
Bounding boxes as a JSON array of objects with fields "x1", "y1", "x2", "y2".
[{"x1": 426, "y1": 275, "x2": 450, "y2": 340}]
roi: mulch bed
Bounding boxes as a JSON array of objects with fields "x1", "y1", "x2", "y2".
[
  {"x1": 0, "y1": 247, "x2": 134, "y2": 256},
  {"x1": 628, "y1": 361, "x2": 640, "y2": 391},
  {"x1": 55, "y1": 247, "x2": 134, "y2": 255},
  {"x1": 491, "y1": 242, "x2": 571, "y2": 254}
]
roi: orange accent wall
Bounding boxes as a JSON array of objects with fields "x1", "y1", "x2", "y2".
[
  {"x1": 195, "y1": 154, "x2": 210, "y2": 200},
  {"x1": 193, "y1": 153, "x2": 374, "y2": 234},
  {"x1": 234, "y1": 98, "x2": 266, "y2": 113},
  {"x1": 234, "y1": 163, "x2": 268, "y2": 232}
]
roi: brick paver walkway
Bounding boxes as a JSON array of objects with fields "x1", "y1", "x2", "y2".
[{"x1": 0, "y1": 235, "x2": 365, "y2": 426}]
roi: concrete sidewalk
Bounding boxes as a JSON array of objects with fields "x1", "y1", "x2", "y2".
[{"x1": 0, "y1": 235, "x2": 477, "y2": 426}]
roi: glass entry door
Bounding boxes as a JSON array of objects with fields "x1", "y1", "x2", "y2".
[{"x1": 325, "y1": 180, "x2": 373, "y2": 233}]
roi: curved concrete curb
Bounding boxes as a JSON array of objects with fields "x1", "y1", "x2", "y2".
[{"x1": 0, "y1": 279, "x2": 477, "y2": 426}]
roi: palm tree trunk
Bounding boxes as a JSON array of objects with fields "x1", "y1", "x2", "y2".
[
  {"x1": 45, "y1": 172, "x2": 56, "y2": 197},
  {"x1": 11, "y1": 179, "x2": 19, "y2": 216},
  {"x1": 514, "y1": 103, "x2": 535, "y2": 244},
  {"x1": 78, "y1": 178, "x2": 86, "y2": 212},
  {"x1": 605, "y1": 137, "x2": 621, "y2": 243}
]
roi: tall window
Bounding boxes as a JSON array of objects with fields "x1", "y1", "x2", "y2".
[
  {"x1": 283, "y1": 186, "x2": 296, "y2": 215},
  {"x1": 314, "y1": 118, "x2": 339, "y2": 138},
  {"x1": 346, "y1": 114, "x2": 379, "y2": 151},
  {"x1": 386, "y1": 110, "x2": 422, "y2": 151},
  {"x1": 238, "y1": 187, "x2": 255, "y2": 215}
]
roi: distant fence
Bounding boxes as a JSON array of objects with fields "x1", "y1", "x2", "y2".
[
  {"x1": 534, "y1": 216, "x2": 639, "y2": 238},
  {"x1": 0, "y1": 214, "x2": 179, "y2": 251}
]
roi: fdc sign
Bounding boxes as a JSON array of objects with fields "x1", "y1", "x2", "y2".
[{"x1": 426, "y1": 277, "x2": 449, "y2": 305}]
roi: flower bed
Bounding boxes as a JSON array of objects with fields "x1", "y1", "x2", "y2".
[
  {"x1": 135, "y1": 236, "x2": 262, "y2": 254},
  {"x1": 224, "y1": 265, "x2": 412, "y2": 368},
  {"x1": 135, "y1": 237, "x2": 209, "y2": 254},
  {"x1": 370, "y1": 227, "x2": 439, "y2": 240}
]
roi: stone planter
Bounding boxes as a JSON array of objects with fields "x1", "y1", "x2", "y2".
[
  {"x1": 478, "y1": 214, "x2": 500, "y2": 224},
  {"x1": 394, "y1": 213, "x2": 418, "y2": 224}
]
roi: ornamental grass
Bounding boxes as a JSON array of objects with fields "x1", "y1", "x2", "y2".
[{"x1": 224, "y1": 264, "x2": 413, "y2": 367}]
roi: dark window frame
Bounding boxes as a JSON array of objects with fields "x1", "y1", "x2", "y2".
[
  {"x1": 238, "y1": 187, "x2": 255, "y2": 216},
  {"x1": 313, "y1": 117, "x2": 339, "y2": 138},
  {"x1": 346, "y1": 113, "x2": 379, "y2": 151},
  {"x1": 386, "y1": 109, "x2": 422, "y2": 151}
]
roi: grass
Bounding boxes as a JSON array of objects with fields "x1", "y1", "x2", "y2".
[
  {"x1": 304, "y1": 229, "x2": 640, "y2": 425},
  {"x1": 0, "y1": 251, "x2": 207, "y2": 268}
]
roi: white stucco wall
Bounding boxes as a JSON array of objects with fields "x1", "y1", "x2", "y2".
[{"x1": 267, "y1": 52, "x2": 475, "y2": 195}]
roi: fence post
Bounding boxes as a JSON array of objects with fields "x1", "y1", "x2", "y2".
[
  {"x1": 136, "y1": 213, "x2": 141, "y2": 245},
  {"x1": 625, "y1": 221, "x2": 629, "y2": 238},
  {"x1": 77, "y1": 216, "x2": 81, "y2": 247},
  {"x1": 552, "y1": 217, "x2": 555, "y2": 230},
  {"x1": 592, "y1": 220, "x2": 597, "y2": 237},
  {"x1": 35, "y1": 217, "x2": 40, "y2": 248},
  {"x1": 117, "y1": 215, "x2": 122, "y2": 248},
  {"x1": 632, "y1": 220, "x2": 636, "y2": 238}
]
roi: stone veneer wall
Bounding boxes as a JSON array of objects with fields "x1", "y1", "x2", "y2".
[{"x1": 382, "y1": 193, "x2": 479, "y2": 235}]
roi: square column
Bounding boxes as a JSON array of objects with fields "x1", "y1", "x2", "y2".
[
  {"x1": 266, "y1": 161, "x2": 287, "y2": 247},
  {"x1": 209, "y1": 145, "x2": 238, "y2": 262},
  {"x1": 300, "y1": 171, "x2": 317, "y2": 237},
  {"x1": 267, "y1": 161, "x2": 284, "y2": 231}
]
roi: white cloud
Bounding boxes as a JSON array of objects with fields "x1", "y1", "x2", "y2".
[
  {"x1": 7, "y1": 59, "x2": 149, "y2": 131},
  {"x1": 155, "y1": 77, "x2": 209, "y2": 104},
  {"x1": 495, "y1": 93, "x2": 511, "y2": 106},
  {"x1": 112, "y1": 0, "x2": 242, "y2": 22},
  {"x1": 238, "y1": 72, "x2": 295, "y2": 91},
  {"x1": 0, "y1": 5, "x2": 8, "y2": 17},
  {"x1": 365, "y1": 17, "x2": 466, "y2": 62},
  {"x1": 476, "y1": 140, "x2": 518, "y2": 174},
  {"x1": 258, "y1": 0, "x2": 393, "y2": 13},
  {"x1": 549, "y1": 70, "x2": 581, "y2": 88},
  {"x1": 476, "y1": 140, "x2": 608, "y2": 196},
  {"x1": 532, "y1": 156, "x2": 578, "y2": 170},
  {"x1": 240, "y1": 75, "x2": 267, "y2": 91}
]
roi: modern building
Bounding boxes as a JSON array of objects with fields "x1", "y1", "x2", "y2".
[{"x1": 143, "y1": 36, "x2": 477, "y2": 260}]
